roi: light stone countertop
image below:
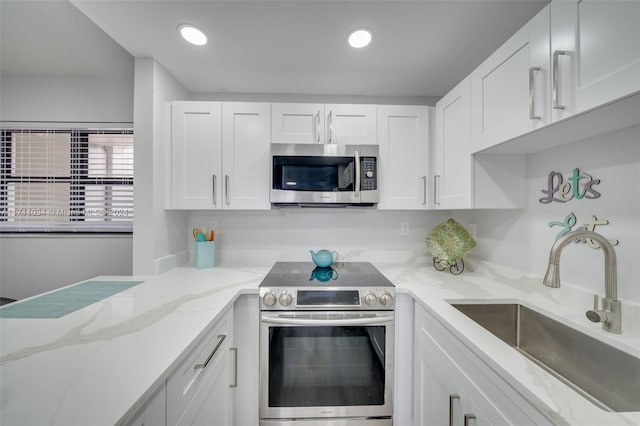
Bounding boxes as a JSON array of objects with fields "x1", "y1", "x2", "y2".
[{"x1": 0, "y1": 259, "x2": 638, "y2": 425}]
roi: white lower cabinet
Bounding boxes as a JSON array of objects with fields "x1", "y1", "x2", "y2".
[
  {"x1": 124, "y1": 384, "x2": 167, "y2": 426},
  {"x1": 167, "y1": 308, "x2": 235, "y2": 426},
  {"x1": 413, "y1": 305, "x2": 552, "y2": 426}
]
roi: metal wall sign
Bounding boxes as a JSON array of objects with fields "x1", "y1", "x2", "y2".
[{"x1": 539, "y1": 168, "x2": 601, "y2": 204}]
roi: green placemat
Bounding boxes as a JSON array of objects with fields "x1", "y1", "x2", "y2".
[{"x1": 0, "y1": 280, "x2": 144, "y2": 319}]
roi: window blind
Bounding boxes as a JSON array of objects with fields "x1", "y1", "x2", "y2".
[{"x1": 0, "y1": 128, "x2": 134, "y2": 233}]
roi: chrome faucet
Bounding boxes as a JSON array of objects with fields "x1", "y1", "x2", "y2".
[{"x1": 543, "y1": 229, "x2": 621, "y2": 334}]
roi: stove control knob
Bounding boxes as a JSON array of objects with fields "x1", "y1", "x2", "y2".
[
  {"x1": 263, "y1": 291, "x2": 276, "y2": 307},
  {"x1": 279, "y1": 291, "x2": 293, "y2": 307},
  {"x1": 378, "y1": 292, "x2": 393, "y2": 307},
  {"x1": 363, "y1": 292, "x2": 377, "y2": 306}
]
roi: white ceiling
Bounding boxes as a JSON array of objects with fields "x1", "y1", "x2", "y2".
[{"x1": 2, "y1": 0, "x2": 550, "y2": 98}]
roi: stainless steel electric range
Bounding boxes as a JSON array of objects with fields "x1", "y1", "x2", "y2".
[{"x1": 259, "y1": 262, "x2": 395, "y2": 426}]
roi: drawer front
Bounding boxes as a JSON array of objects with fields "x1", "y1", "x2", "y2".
[{"x1": 167, "y1": 308, "x2": 233, "y2": 425}]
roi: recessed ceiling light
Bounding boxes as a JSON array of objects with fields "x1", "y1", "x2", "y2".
[
  {"x1": 178, "y1": 24, "x2": 207, "y2": 46},
  {"x1": 347, "y1": 28, "x2": 372, "y2": 48}
]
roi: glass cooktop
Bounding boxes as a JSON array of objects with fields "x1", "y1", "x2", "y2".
[{"x1": 259, "y1": 262, "x2": 394, "y2": 288}]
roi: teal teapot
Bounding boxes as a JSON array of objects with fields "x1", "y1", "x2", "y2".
[
  {"x1": 309, "y1": 267, "x2": 339, "y2": 282},
  {"x1": 310, "y1": 250, "x2": 338, "y2": 268}
]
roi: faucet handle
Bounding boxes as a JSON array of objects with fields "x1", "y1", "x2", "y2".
[{"x1": 593, "y1": 294, "x2": 601, "y2": 311}]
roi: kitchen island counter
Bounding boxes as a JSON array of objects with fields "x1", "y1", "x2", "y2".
[{"x1": 1, "y1": 259, "x2": 638, "y2": 425}]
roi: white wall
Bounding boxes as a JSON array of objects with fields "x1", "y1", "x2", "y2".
[
  {"x1": 188, "y1": 209, "x2": 450, "y2": 266},
  {"x1": 132, "y1": 58, "x2": 190, "y2": 275},
  {"x1": 453, "y1": 125, "x2": 640, "y2": 304},
  {"x1": 0, "y1": 235, "x2": 132, "y2": 300},
  {"x1": 0, "y1": 2, "x2": 136, "y2": 300},
  {"x1": 0, "y1": 74, "x2": 133, "y2": 124}
]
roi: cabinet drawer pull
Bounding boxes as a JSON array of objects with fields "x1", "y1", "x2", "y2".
[
  {"x1": 434, "y1": 175, "x2": 441, "y2": 207},
  {"x1": 194, "y1": 334, "x2": 227, "y2": 370},
  {"x1": 553, "y1": 50, "x2": 569, "y2": 110},
  {"x1": 449, "y1": 394, "x2": 460, "y2": 426},
  {"x1": 529, "y1": 66, "x2": 541, "y2": 120},
  {"x1": 230, "y1": 347, "x2": 238, "y2": 388},
  {"x1": 328, "y1": 110, "x2": 333, "y2": 144},
  {"x1": 464, "y1": 413, "x2": 476, "y2": 426}
]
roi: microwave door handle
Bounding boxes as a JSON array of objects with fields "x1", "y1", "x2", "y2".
[
  {"x1": 261, "y1": 315, "x2": 394, "y2": 326},
  {"x1": 354, "y1": 150, "x2": 361, "y2": 198}
]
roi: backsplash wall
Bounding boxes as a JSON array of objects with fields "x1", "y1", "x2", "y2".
[
  {"x1": 189, "y1": 209, "x2": 450, "y2": 266},
  {"x1": 454, "y1": 125, "x2": 640, "y2": 304}
]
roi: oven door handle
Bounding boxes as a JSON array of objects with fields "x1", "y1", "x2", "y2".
[{"x1": 261, "y1": 315, "x2": 394, "y2": 326}]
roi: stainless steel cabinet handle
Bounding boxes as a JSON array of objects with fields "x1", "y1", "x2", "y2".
[
  {"x1": 464, "y1": 414, "x2": 476, "y2": 426},
  {"x1": 194, "y1": 334, "x2": 227, "y2": 370},
  {"x1": 434, "y1": 175, "x2": 441, "y2": 207},
  {"x1": 328, "y1": 110, "x2": 333, "y2": 144},
  {"x1": 529, "y1": 66, "x2": 541, "y2": 119},
  {"x1": 212, "y1": 174, "x2": 217, "y2": 206},
  {"x1": 553, "y1": 50, "x2": 569, "y2": 110},
  {"x1": 224, "y1": 175, "x2": 230, "y2": 206},
  {"x1": 261, "y1": 315, "x2": 394, "y2": 326},
  {"x1": 314, "y1": 111, "x2": 320, "y2": 143},
  {"x1": 449, "y1": 394, "x2": 460, "y2": 426},
  {"x1": 354, "y1": 150, "x2": 360, "y2": 198},
  {"x1": 422, "y1": 176, "x2": 427, "y2": 206},
  {"x1": 230, "y1": 347, "x2": 238, "y2": 388}
]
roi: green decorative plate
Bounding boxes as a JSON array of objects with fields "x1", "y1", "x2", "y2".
[{"x1": 425, "y1": 218, "x2": 476, "y2": 267}]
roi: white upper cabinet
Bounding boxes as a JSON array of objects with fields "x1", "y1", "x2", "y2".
[
  {"x1": 434, "y1": 76, "x2": 473, "y2": 209},
  {"x1": 471, "y1": 6, "x2": 550, "y2": 152},
  {"x1": 222, "y1": 102, "x2": 271, "y2": 209},
  {"x1": 324, "y1": 104, "x2": 378, "y2": 145},
  {"x1": 271, "y1": 103, "x2": 324, "y2": 144},
  {"x1": 271, "y1": 103, "x2": 377, "y2": 144},
  {"x1": 377, "y1": 105, "x2": 430, "y2": 210},
  {"x1": 551, "y1": 0, "x2": 640, "y2": 122},
  {"x1": 168, "y1": 101, "x2": 270, "y2": 210},
  {"x1": 169, "y1": 101, "x2": 223, "y2": 209}
]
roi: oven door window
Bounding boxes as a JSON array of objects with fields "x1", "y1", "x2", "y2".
[
  {"x1": 268, "y1": 325, "x2": 386, "y2": 407},
  {"x1": 273, "y1": 156, "x2": 355, "y2": 192}
]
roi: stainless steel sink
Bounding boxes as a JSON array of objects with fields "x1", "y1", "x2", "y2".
[{"x1": 451, "y1": 303, "x2": 640, "y2": 412}]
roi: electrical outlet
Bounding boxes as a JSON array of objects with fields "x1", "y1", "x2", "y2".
[
  {"x1": 208, "y1": 220, "x2": 218, "y2": 232},
  {"x1": 467, "y1": 223, "x2": 477, "y2": 240},
  {"x1": 400, "y1": 222, "x2": 410, "y2": 236}
]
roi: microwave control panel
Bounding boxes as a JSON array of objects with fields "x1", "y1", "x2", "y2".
[{"x1": 361, "y1": 157, "x2": 377, "y2": 190}]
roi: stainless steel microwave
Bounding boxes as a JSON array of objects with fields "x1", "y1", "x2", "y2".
[{"x1": 270, "y1": 143, "x2": 379, "y2": 206}]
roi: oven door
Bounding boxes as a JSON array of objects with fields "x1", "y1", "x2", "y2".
[{"x1": 260, "y1": 311, "x2": 394, "y2": 421}]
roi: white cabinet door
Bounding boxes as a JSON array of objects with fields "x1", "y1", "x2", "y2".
[
  {"x1": 471, "y1": 6, "x2": 550, "y2": 152},
  {"x1": 232, "y1": 295, "x2": 259, "y2": 426},
  {"x1": 434, "y1": 76, "x2": 473, "y2": 209},
  {"x1": 271, "y1": 103, "x2": 324, "y2": 144},
  {"x1": 170, "y1": 102, "x2": 222, "y2": 209},
  {"x1": 551, "y1": 0, "x2": 640, "y2": 122},
  {"x1": 222, "y1": 102, "x2": 271, "y2": 209},
  {"x1": 271, "y1": 103, "x2": 377, "y2": 144},
  {"x1": 325, "y1": 104, "x2": 377, "y2": 145},
  {"x1": 414, "y1": 339, "x2": 456, "y2": 425},
  {"x1": 124, "y1": 385, "x2": 167, "y2": 426},
  {"x1": 377, "y1": 105, "x2": 429, "y2": 210}
]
